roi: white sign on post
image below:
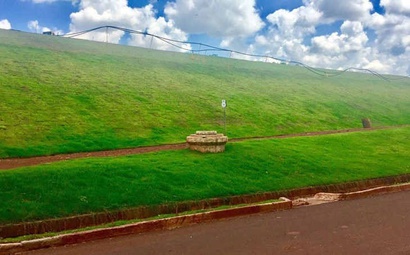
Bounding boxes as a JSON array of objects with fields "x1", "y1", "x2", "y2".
[
  {"x1": 222, "y1": 99, "x2": 227, "y2": 135},
  {"x1": 221, "y1": 99, "x2": 227, "y2": 108}
]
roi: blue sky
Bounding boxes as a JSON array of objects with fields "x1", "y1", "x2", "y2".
[
  {"x1": 0, "y1": 0, "x2": 409, "y2": 75},
  {"x1": 0, "y1": 0, "x2": 385, "y2": 34}
]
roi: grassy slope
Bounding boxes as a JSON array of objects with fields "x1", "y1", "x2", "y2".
[
  {"x1": 1, "y1": 29, "x2": 410, "y2": 158},
  {"x1": 0, "y1": 127, "x2": 409, "y2": 224}
]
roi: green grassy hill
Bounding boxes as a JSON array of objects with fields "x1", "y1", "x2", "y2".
[
  {"x1": 1, "y1": 126, "x2": 409, "y2": 225},
  {"x1": 1, "y1": 29, "x2": 410, "y2": 158}
]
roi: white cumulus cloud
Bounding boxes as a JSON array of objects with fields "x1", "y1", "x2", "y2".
[
  {"x1": 307, "y1": 21, "x2": 370, "y2": 69},
  {"x1": 28, "y1": 20, "x2": 62, "y2": 34},
  {"x1": 254, "y1": 5, "x2": 321, "y2": 61},
  {"x1": 28, "y1": 20, "x2": 49, "y2": 33},
  {"x1": 62, "y1": 0, "x2": 410, "y2": 75},
  {"x1": 266, "y1": 6, "x2": 321, "y2": 39},
  {"x1": 128, "y1": 17, "x2": 190, "y2": 51},
  {"x1": 0, "y1": 19, "x2": 11, "y2": 30},
  {"x1": 312, "y1": 0, "x2": 373, "y2": 21},
  {"x1": 164, "y1": 0, "x2": 264, "y2": 38},
  {"x1": 69, "y1": 0, "x2": 190, "y2": 51},
  {"x1": 311, "y1": 21, "x2": 368, "y2": 55},
  {"x1": 251, "y1": 0, "x2": 410, "y2": 76},
  {"x1": 380, "y1": 0, "x2": 410, "y2": 16}
]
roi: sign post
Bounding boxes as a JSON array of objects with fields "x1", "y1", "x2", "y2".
[{"x1": 222, "y1": 99, "x2": 227, "y2": 135}]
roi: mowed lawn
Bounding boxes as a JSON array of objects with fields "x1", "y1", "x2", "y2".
[
  {"x1": 0, "y1": 127, "x2": 409, "y2": 224},
  {"x1": 1, "y1": 29, "x2": 410, "y2": 158}
]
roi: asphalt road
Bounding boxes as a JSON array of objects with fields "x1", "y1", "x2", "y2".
[{"x1": 21, "y1": 190, "x2": 410, "y2": 255}]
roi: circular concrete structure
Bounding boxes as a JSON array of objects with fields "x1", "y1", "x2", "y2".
[{"x1": 186, "y1": 131, "x2": 228, "y2": 153}]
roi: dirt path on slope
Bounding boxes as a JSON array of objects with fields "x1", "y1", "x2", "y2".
[{"x1": 0, "y1": 126, "x2": 403, "y2": 170}]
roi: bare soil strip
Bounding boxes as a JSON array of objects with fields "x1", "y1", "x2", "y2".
[
  {"x1": 0, "y1": 143, "x2": 188, "y2": 170},
  {"x1": 0, "y1": 126, "x2": 404, "y2": 170}
]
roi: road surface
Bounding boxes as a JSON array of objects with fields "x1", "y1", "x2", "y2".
[{"x1": 20, "y1": 190, "x2": 410, "y2": 255}]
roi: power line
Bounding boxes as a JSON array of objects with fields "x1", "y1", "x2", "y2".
[{"x1": 62, "y1": 26, "x2": 410, "y2": 81}]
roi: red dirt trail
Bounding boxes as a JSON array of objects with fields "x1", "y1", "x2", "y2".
[{"x1": 0, "y1": 126, "x2": 402, "y2": 170}]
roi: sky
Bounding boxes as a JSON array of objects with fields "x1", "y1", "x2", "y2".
[{"x1": 0, "y1": 0, "x2": 409, "y2": 76}]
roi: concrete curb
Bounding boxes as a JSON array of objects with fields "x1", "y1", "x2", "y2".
[
  {"x1": 4, "y1": 173, "x2": 410, "y2": 239},
  {"x1": 314, "y1": 182, "x2": 410, "y2": 201},
  {"x1": 0, "y1": 199, "x2": 292, "y2": 255},
  {"x1": 2, "y1": 183, "x2": 410, "y2": 254}
]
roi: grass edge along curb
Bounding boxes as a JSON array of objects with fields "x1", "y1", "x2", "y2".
[
  {"x1": 1, "y1": 173, "x2": 410, "y2": 240},
  {"x1": 2, "y1": 182, "x2": 410, "y2": 255},
  {"x1": 2, "y1": 199, "x2": 293, "y2": 255}
]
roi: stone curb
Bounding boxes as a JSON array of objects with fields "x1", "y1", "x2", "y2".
[
  {"x1": 0, "y1": 199, "x2": 292, "y2": 255},
  {"x1": 314, "y1": 182, "x2": 410, "y2": 201}
]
